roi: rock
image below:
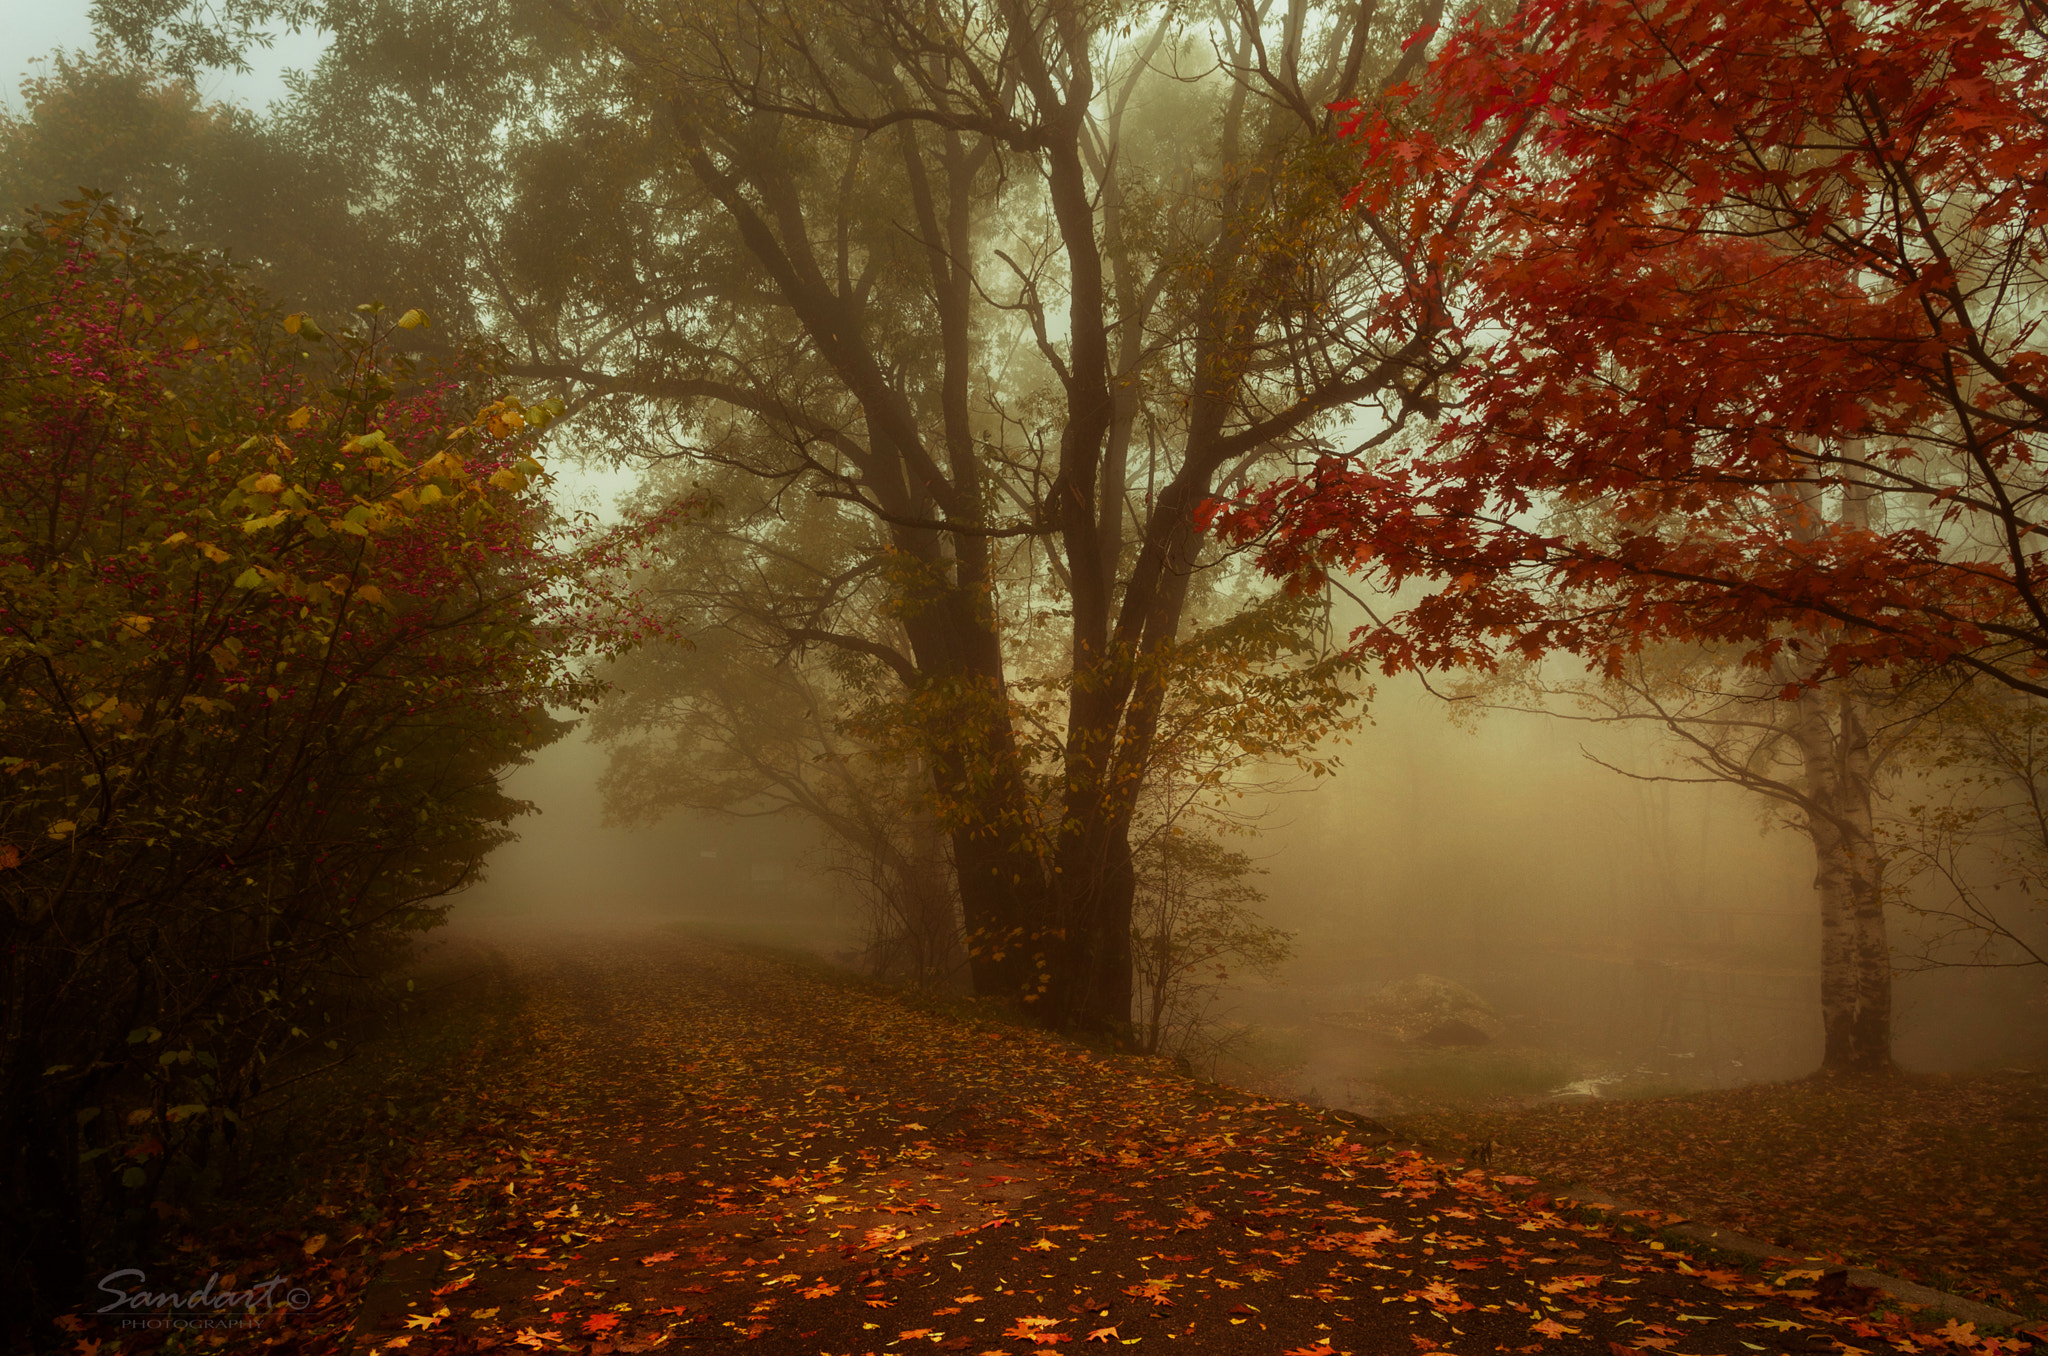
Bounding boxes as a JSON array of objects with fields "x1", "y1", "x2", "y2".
[{"x1": 1320, "y1": 974, "x2": 1505, "y2": 1046}]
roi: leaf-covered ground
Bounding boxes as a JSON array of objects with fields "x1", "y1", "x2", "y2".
[
  {"x1": 1387, "y1": 1071, "x2": 2048, "y2": 1323},
  {"x1": 64, "y1": 932, "x2": 2044, "y2": 1356}
]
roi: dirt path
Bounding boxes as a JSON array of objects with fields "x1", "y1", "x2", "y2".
[{"x1": 334, "y1": 928, "x2": 2032, "y2": 1356}]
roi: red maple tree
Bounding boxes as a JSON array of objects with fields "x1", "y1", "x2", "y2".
[
  {"x1": 1208, "y1": 0, "x2": 2048, "y2": 1074},
  {"x1": 1220, "y1": 0, "x2": 2048, "y2": 695}
]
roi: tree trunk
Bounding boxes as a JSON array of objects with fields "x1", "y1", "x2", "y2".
[
  {"x1": 1047, "y1": 812, "x2": 1137, "y2": 1034},
  {"x1": 1791, "y1": 684, "x2": 1895, "y2": 1074}
]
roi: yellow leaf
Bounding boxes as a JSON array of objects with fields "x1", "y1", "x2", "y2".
[
  {"x1": 199, "y1": 542, "x2": 232, "y2": 563},
  {"x1": 48, "y1": 820, "x2": 77, "y2": 840},
  {"x1": 286, "y1": 405, "x2": 313, "y2": 430},
  {"x1": 396, "y1": 308, "x2": 431, "y2": 330}
]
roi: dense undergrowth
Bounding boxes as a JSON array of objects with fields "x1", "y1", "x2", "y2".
[{"x1": 50, "y1": 936, "x2": 530, "y2": 1353}]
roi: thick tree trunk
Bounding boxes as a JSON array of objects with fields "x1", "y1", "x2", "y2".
[
  {"x1": 951, "y1": 819, "x2": 1052, "y2": 999},
  {"x1": 902, "y1": 605, "x2": 1051, "y2": 1003},
  {"x1": 1046, "y1": 812, "x2": 1137, "y2": 1035}
]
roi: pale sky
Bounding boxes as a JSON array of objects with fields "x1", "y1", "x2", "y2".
[{"x1": 2, "y1": 2, "x2": 330, "y2": 113}]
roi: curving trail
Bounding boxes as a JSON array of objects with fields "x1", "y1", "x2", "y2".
[{"x1": 338, "y1": 929, "x2": 2016, "y2": 1356}]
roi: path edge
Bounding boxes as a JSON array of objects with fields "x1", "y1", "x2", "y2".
[
  {"x1": 1548, "y1": 1182, "x2": 2031, "y2": 1333},
  {"x1": 1300, "y1": 1106, "x2": 2035, "y2": 1337}
]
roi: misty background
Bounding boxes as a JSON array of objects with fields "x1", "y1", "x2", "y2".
[
  {"x1": 8, "y1": 0, "x2": 2042, "y2": 1119},
  {"x1": 459, "y1": 655, "x2": 2048, "y2": 1106}
]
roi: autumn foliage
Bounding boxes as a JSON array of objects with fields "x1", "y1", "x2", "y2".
[
  {"x1": 0, "y1": 199, "x2": 597, "y2": 1325},
  {"x1": 1221, "y1": 0, "x2": 2048, "y2": 695}
]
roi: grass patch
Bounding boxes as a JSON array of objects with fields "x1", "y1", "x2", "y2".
[
  {"x1": 1371, "y1": 1045, "x2": 1581, "y2": 1101},
  {"x1": 1387, "y1": 1068, "x2": 2048, "y2": 1319}
]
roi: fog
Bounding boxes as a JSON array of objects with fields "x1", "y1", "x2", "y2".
[
  {"x1": 13, "y1": 0, "x2": 2036, "y2": 1117},
  {"x1": 454, "y1": 728, "x2": 858, "y2": 952},
  {"x1": 1241, "y1": 677, "x2": 2048, "y2": 1106},
  {"x1": 457, "y1": 666, "x2": 2048, "y2": 1113}
]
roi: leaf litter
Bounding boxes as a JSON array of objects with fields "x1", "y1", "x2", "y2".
[
  {"x1": 58, "y1": 933, "x2": 2043, "y2": 1354},
  {"x1": 1392, "y1": 1074, "x2": 2048, "y2": 1321}
]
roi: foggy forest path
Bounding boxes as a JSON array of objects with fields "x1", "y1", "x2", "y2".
[{"x1": 339, "y1": 928, "x2": 2001, "y2": 1355}]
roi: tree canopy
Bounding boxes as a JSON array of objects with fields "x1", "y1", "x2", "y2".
[
  {"x1": 90, "y1": 0, "x2": 1459, "y2": 1032},
  {"x1": 1224, "y1": 0, "x2": 2048, "y2": 695}
]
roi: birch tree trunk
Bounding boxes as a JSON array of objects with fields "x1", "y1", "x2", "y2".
[{"x1": 1788, "y1": 681, "x2": 1895, "y2": 1073}]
